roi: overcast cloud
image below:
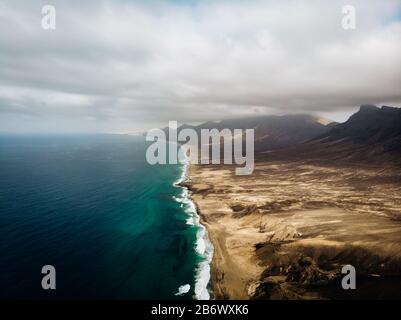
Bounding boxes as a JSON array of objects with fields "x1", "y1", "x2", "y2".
[{"x1": 0, "y1": 0, "x2": 401, "y2": 133}]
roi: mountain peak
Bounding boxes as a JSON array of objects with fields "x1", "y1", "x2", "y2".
[
  {"x1": 381, "y1": 105, "x2": 400, "y2": 112},
  {"x1": 322, "y1": 105, "x2": 401, "y2": 147},
  {"x1": 359, "y1": 104, "x2": 379, "y2": 112}
]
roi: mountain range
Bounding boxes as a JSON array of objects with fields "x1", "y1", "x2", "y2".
[
  {"x1": 167, "y1": 105, "x2": 400, "y2": 161},
  {"x1": 165, "y1": 114, "x2": 334, "y2": 151},
  {"x1": 318, "y1": 105, "x2": 401, "y2": 151},
  {"x1": 263, "y1": 105, "x2": 401, "y2": 165}
]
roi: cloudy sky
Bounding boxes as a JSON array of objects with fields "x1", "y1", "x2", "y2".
[{"x1": 0, "y1": 0, "x2": 401, "y2": 133}]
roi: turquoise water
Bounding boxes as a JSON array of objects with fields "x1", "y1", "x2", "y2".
[{"x1": 0, "y1": 134, "x2": 209, "y2": 299}]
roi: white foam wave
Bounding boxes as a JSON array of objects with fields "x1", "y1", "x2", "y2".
[
  {"x1": 185, "y1": 217, "x2": 194, "y2": 225},
  {"x1": 194, "y1": 223, "x2": 213, "y2": 300},
  {"x1": 172, "y1": 145, "x2": 214, "y2": 300},
  {"x1": 175, "y1": 284, "x2": 191, "y2": 296}
]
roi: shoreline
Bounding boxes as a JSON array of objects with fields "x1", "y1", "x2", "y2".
[
  {"x1": 184, "y1": 164, "x2": 263, "y2": 299},
  {"x1": 174, "y1": 150, "x2": 214, "y2": 300}
]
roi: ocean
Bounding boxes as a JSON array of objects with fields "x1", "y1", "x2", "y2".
[{"x1": 0, "y1": 134, "x2": 212, "y2": 299}]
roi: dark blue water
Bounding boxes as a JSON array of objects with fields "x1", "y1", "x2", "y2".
[{"x1": 0, "y1": 134, "x2": 201, "y2": 299}]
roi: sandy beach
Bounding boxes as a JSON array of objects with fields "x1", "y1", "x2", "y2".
[{"x1": 183, "y1": 160, "x2": 401, "y2": 299}]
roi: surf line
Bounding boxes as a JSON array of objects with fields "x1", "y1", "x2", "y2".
[{"x1": 173, "y1": 145, "x2": 214, "y2": 300}]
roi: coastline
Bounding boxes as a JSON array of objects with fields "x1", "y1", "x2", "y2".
[
  {"x1": 183, "y1": 164, "x2": 263, "y2": 299},
  {"x1": 174, "y1": 149, "x2": 214, "y2": 300}
]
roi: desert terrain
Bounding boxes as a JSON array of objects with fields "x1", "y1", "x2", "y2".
[{"x1": 183, "y1": 158, "x2": 401, "y2": 299}]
